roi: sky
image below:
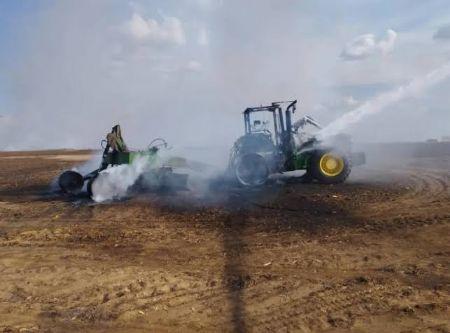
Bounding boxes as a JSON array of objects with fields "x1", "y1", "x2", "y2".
[{"x1": 0, "y1": 0, "x2": 450, "y2": 150}]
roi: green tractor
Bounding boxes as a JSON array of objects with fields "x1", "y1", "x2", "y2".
[
  {"x1": 229, "y1": 100, "x2": 365, "y2": 186},
  {"x1": 58, "y1": 125, "x2": 188, "y2": 199}
]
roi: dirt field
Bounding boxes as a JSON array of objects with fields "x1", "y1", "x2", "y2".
[{"x1": 0, "y1": 150, "x2": 448, "y2": 333}]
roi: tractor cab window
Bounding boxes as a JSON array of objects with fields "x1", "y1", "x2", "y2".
[
  {"x1": 251, "y1": 120, "x2": 270, "y2": 133},
  {"x1": 249, "y1": 115, "x2": 273, "y2": 136}
]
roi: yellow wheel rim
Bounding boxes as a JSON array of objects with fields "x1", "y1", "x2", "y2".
[{"x1": 319, "y1": 153, "x2": 344, "y2": 177}]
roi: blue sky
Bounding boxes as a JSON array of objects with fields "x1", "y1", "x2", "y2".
[
  {"x1": 0, "y1": 0, "x2": 48, "y2": 112},
  {"x1": 0, "y1": 0, "x2": 450, "y2": 149}
]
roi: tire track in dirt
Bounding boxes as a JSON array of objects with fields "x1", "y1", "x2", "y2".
[
  {"x1": 352, "y1": 167, "x2": 450, "y2": 232},
  {"x1": 247, "y1": 281, "x2": 449, "y2": 332},
  {"x1": 406, "y1": 171, "x2": 448, "y2": 200}
]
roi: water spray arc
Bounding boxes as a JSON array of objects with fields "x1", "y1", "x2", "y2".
[{"x1": 321, "y1": 62, "x2": 450, "y2": 137}]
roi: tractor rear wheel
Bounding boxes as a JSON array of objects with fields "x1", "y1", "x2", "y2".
[
  {"x1": 235, "y1": 153, "x2": 269, "y2": 186},
  {"x1": 308, "y1": 150, "x2": 351, "y2": 184}
]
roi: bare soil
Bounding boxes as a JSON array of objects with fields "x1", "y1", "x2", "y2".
[{"x1": 0, "y1": 151, "x2": 448, "y2": 333}]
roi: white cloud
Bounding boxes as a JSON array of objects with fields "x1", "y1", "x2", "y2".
[
  {"x1": 198, "y1": 27, "x2": 209, "y2": 46},
  {"x1": 186, "y1": 60, "x2": 203, "y2": 71},
  {"x1": 126, "y1": 13, "x2": 186, "y2": 45},
  {"x1": 344, "y1": 95, "x2": 359, "y2": 107},
  {"x1": 434, "y1": 24, "x2": 450, "y2": 40},
  {"x1": 146, "y1": 60, "x2": 203, "y2": 73},
  {"x1": 341, "y1": 29, "x2": 397, "y2": 61},
  {"x1": 194, "y1": 0, "x2": 223, "y2": 10}
]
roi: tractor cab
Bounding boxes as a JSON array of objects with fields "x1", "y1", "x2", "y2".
[
  {"x1": 243, "y1": 100, "x2": 297, "y2": 149},
  {"x1": 239, "y1": 100, "x2": 299, "y2": 171},
  {"x1": 242, "y1": 100, "x2": 323, "y2": 154},
  {"x1": 229, "y1": 101, "x2": 298, "y2": 185}
]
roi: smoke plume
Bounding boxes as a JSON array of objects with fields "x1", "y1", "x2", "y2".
[{"x1": 90, "y1": 156, "x2": 151, "y2": 202}]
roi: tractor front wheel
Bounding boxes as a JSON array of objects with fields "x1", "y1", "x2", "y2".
[{"x1": 308, "y1": 150, "x2": 351, "y2": 184}]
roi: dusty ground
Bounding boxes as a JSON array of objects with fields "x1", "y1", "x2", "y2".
[{"x1": 0, "y1": 150, "x2": 448, "y2": 333}]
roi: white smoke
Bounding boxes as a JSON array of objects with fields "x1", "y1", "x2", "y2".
[
  {"x1": 321, "y1": 62, "x2": 450, "y2": 137},
  {"x1": 90, "y1": 156, "x2": 151, "y2": 202}
]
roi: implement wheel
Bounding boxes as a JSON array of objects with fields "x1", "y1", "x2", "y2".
[
  {"x1": 309, "y1": 150, "x2": 351, "y2": 184},
  {"x1": 58, "y1": 171, "x2": 84, "y2": 194}
]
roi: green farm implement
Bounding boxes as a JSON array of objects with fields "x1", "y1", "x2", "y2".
[{"x1": 58, "y1": 125, "x2": 188, "y2": 198}]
